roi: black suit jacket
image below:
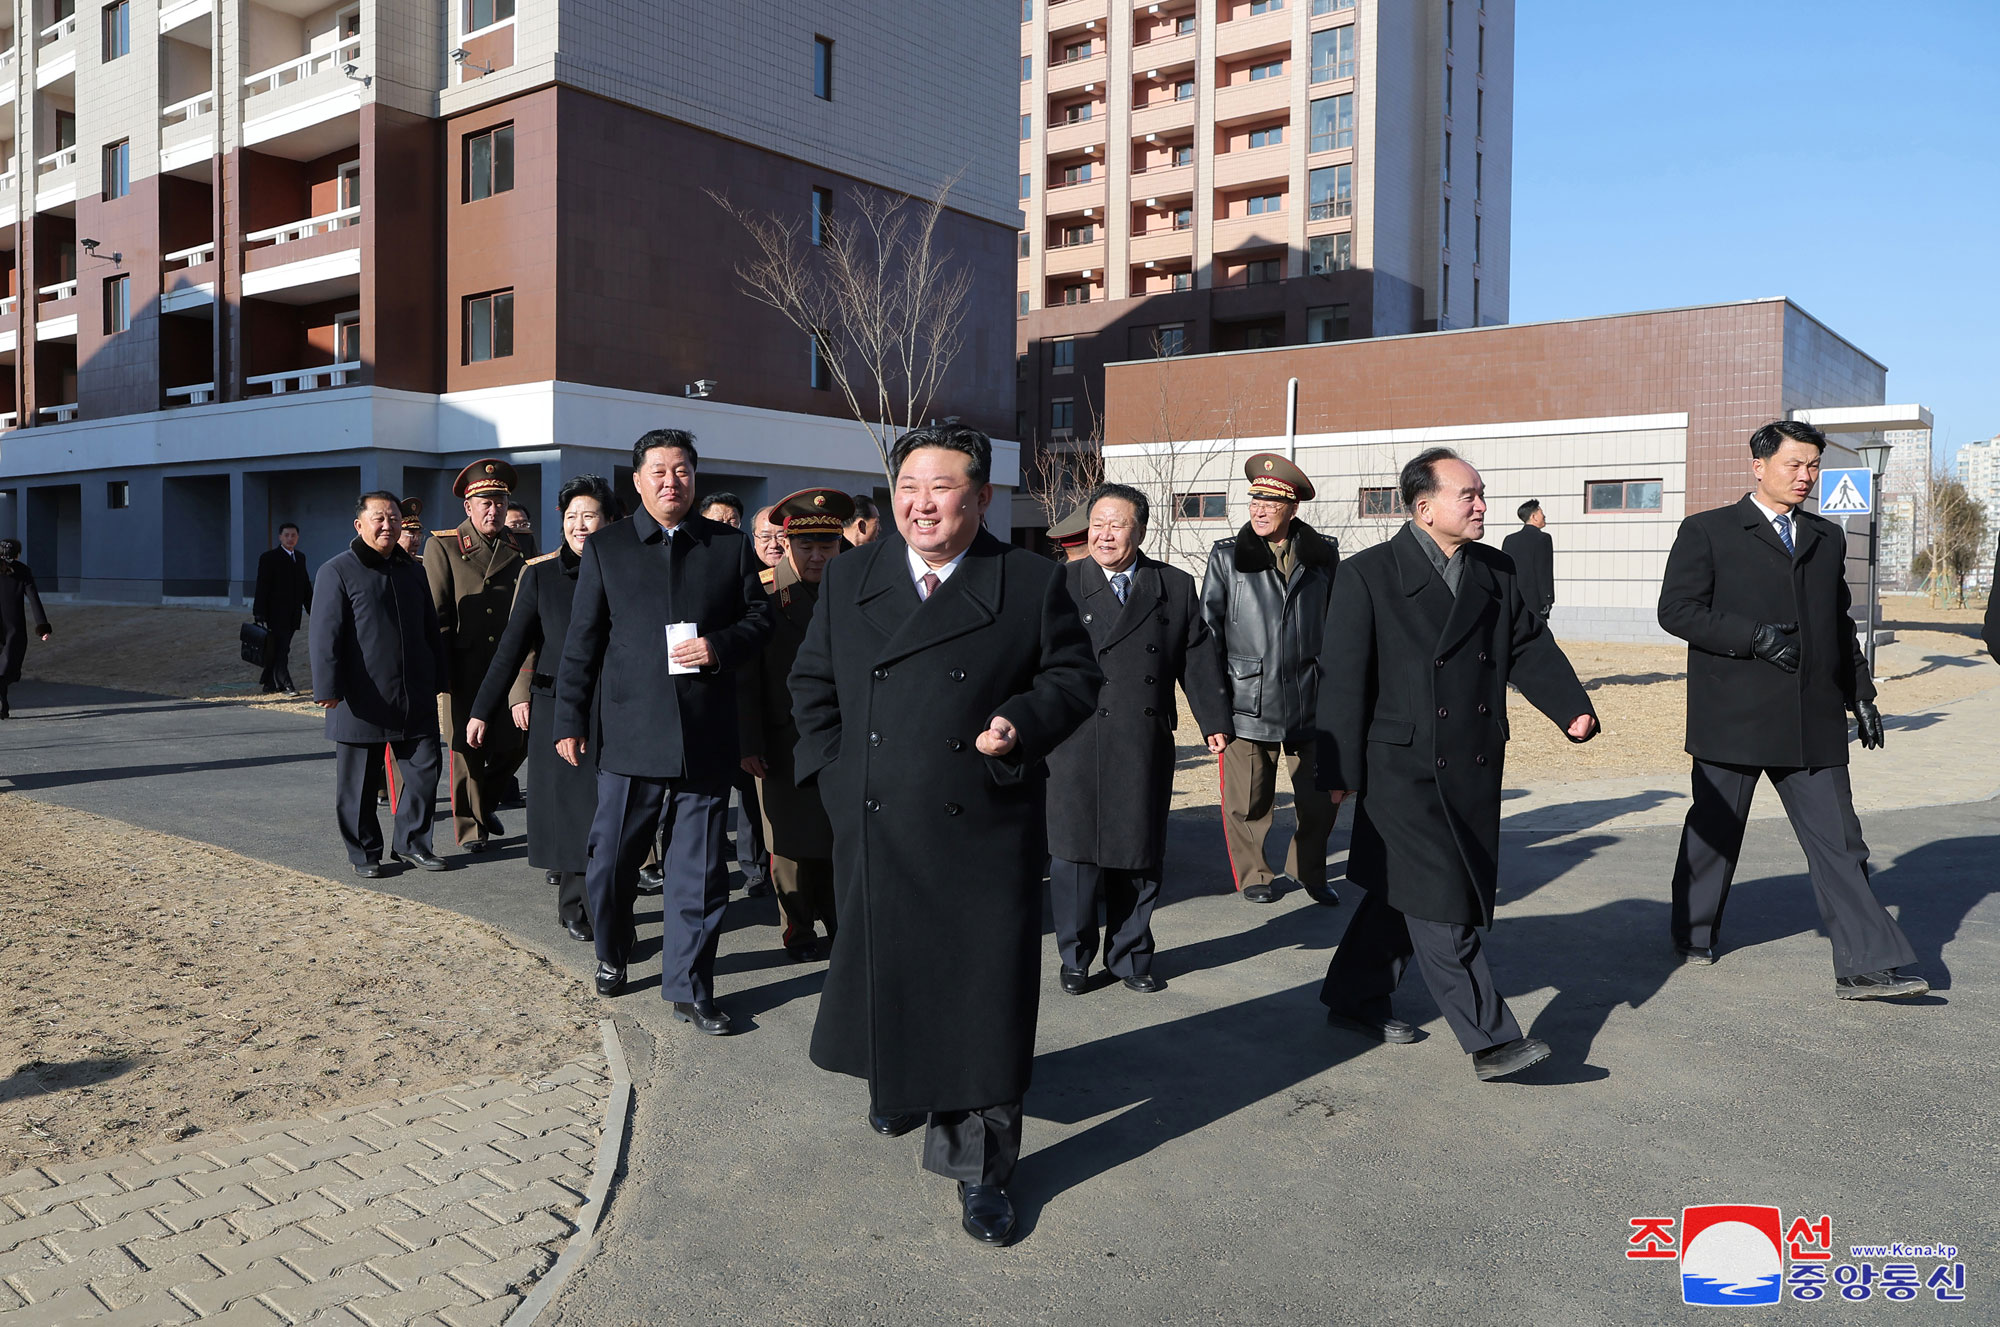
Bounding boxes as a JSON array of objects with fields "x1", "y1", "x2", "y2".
[
  {"x1": 1500, "y1": 523, "x2": 1555, "y2": 615},
  {"x1": 253, "y1": 546, "x2": 313, "y2": 631},
  {"x1": 553, "y1": 507, "x2": 773, "y2": 788},
  {"x1": 1316, "y1": 524, "x2": 1593, "y2": 927},
  {"x1": 308, "y1": 538, "x2": 446, "y2": 744},
  {"x1": 1658, "y1": 495, "x2": 1873, "y2": 768}
]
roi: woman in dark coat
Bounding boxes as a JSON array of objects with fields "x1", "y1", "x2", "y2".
[
  {"x1": 0, "y1": 539, "x2": 53, "y2": 721},
  {"x1": 467, "y1": 475, "x2": 620, "y2": 942}
]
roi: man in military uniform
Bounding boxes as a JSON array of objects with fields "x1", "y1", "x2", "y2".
[
  {"x1": 397, "y1": 497, "x2": 426, "y2": 556},
  {"x1": 739, "y1": 488, "x2": 853, "y2": 961},
  {"x1": 426, "y1": 458, "x2": 529, "y2": 851},
  {"x1": 1046, "y1": 502, "x2": 1091, "y2": 561}
]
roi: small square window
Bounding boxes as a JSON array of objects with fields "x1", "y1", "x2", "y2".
[
  {"x1": 1359, "y1": 487, "x2": 1404, "y2": 518},
  {"x1": 1021, "y1": 53, "x2": 1033, "y2": 82},
  {"x1": 103, "y1": 139, "x2": 129, "y2": 200},
  {"x1": 464, "y1": 289, "x2": 514, "y2": 363},
  {"x1": 467, "y1": 0, "x2": 514, "y2": 30},
  {"x1": 1156, "y1": 324, "x2": 1187, "y2": 356},
  {"x1": 1176, "y1": 15, "x2": 1195, "y2": 35},
  {"x1": 101, "y1": 0, "x2": 129, "y2": 59},
  {"x1": 1585, "y1": 480, "x2": 1664, "y2": 513},
  {"x1": 1020, "y1": 113, "x2": 1033, "y2": 141},
  {"x1": 103, "y1": 273, "x2": 130, "y2": 333},
  {"x1": 1050, "y1": 337, "x2": 1075, "y2": 370},
  {"x1": 1175, "y1": 492, "x2": 1227, "y2": 520},
  {"x1": 1051, "y1": 398, "x2": 1075, "y2": 434},
  {"x1": 814, "y1": 36, "x2": 834, "y2": 100},
  {"x1": 107, "y1": 480, "x2": 130, "y2": 509},
  {"x1": 1018, "y1": 290, "x2": 1029, "y2": 317},
  {"x1": 1306, "y1": 303, "x2": 1350, "y2": 343},
  {"x1": 1019, "y1": 173, "x2": 1032, "y2": 200},
  {"x1": 465, "y1": 124, "x2": 514, "y2": 201}
]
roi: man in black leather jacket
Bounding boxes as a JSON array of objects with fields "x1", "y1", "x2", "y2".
[{"x1": 1200, "y1": 452, "x2": 1340, "y2": 905}]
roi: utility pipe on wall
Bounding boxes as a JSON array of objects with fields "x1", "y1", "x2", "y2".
[{"x1": 1284, "y1": 377, "x2": 1299, "y2": 461}]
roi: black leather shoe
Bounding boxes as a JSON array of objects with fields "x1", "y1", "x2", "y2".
[
  {"x1": 636, "y1": 864, "x2": 665, "y2": 894},
  {"x1": 958, "y1": 1183, "x2": 1016, "y2": 1247},
  {"x1": 1059, "y1": 965, "x2": 1088, "y2": 995},
  {"x1": 564, "y1": 917, "x2": 594, "y2": 943},
  {"x1": 392, "y1": 849, "x2": 448, "y2": 872},
  {"x1": 353, "y1": 862, "x2": 384, "y2": 879},
  {"x1": 1122, "y1": 973, "x2": 1164, "y2": 993},
  {"x1": 1326, "y1": 1006, "x2": 1417, "y2": 1044},
  {"x1": 1835, "y1": 968, "x2": 1930, "y2": 1000},
  {"x1": 785, "y1": 939, "x2": 820, "y2": 963},
  {"x1": 672, "y1": 999, "x2": 733, "y2": 1035},
  {"x1": 482, "y1": 814, "x2": 506, "y2": 837},
  {"x1": 869, "y1": 1110, "x2": 923, "y2": 1138},
  {"x1": 1301, "y1": 878, "x2": 1341, "y2": 906},
  {"x1": 594, "y1": 963, "x2": 626, "y2": 997},
  {"x1": 1241, "y1": 881, "x2": 1281, "y2": 903},
  {"x1": 462, "y1": 838, "x2": 489, "y2": 854},
  {"x1": 1473, "y1": 1037, "x2": 1552, "y2": 1081},
  {"x1": 545, "y1": 870, "x2": 562, "y2": 889},
  {"x1": 1676, "y1": 943, "x2": 1718, "y2": 965}
]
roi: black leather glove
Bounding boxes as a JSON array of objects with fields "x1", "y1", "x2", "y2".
[
  {"x1": 1853, "y1": 699, "x2": 1885, "y2": 750},
  {"x1": 1750, "y1": 621, "x2": 1800, "y2": 673}
]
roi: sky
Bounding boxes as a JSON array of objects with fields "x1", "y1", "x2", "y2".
[{"x1": 1510, "y1": 0, "x2": 1999, "y2": 464}]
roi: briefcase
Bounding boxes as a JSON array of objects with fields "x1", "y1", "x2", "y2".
[{"x1": 240, "y1": 620, "x2": 275, "y2": 668}]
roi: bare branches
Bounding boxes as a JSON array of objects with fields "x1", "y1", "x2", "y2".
[{"x1": 714, "y1": 175, "x2": 972, "y2": 479}]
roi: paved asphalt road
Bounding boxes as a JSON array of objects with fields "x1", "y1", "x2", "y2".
[{"x1": 4, "y1": 681, "x2": 1996, "y2": 1325}]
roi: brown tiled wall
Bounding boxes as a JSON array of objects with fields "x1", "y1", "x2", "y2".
[
  {"x1": 444, "y1": 87, "x2": 558, "y2": 390},
  {"x1": 366, "y1": 105, "x2": 445, "y2": 395},
  {"x1": 76, "y1": 176, "x2": 165, "y2": 419}
]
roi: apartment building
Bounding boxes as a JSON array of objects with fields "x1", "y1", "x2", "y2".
[
  {"x1": 1878, "y1": 426, "x2": 1930, "y2": 587},
  {"x1": 1016, "y1": 0, "x2": 1511, "y2": 473},
  {"x1": 0, "y1": 0, "x2": 1019, "y2": 599}
]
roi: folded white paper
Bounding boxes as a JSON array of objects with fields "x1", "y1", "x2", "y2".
[{"x1": 666, "y1": 621, "x2": 699, "y2": 674}]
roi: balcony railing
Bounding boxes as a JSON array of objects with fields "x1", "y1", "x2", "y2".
[
  {"x1": 166, "y1": 382, "x2": 216, "y2": 406},
  {"x1": 246, "y1": 361, "x2": 361, "y2": 395},
  {"x1": 243, "y1": 36, "x2": 362, "y2": 97},
  {"x1": 0, "y1": 167, "x2": 15, "y2": 193},
  {"x1": 0, "y1": 412, "x2": 16, "y2": 429},
  {"x1": 1308, "y1": 198, "x2": 1354, "y2": 221},
  {"x1": 1311, "y1": 59, "x2": 1355, "y2": 82},
  {"x1": 38, "y1": 14, "x2": 76, "y2": 44},
  {"x1": 0, "y1": 295, "x2": 15, "y2": 316},
  {"x1": 245, "y1": 206, "x2": 360, "y2": 246},
  {"x1": 38, "y1": 403, "x2": 77, "y2": 423},
  {"x1": 37, "y1": 146, "x2": 77, "y2": 176},
  {"x1": 37, "y1": 279, "x2": 77, "y2": 302},
  {"x1": 162, "y1": 90, "x2": 215, "y2": 125},
  {"x1": 165, "y1": 242, "x2": 216, "y2": 268}
]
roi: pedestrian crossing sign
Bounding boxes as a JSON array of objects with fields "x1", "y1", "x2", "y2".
[{"x1": 1819, "y1": 468, "x2": 1872, "y2": 516}]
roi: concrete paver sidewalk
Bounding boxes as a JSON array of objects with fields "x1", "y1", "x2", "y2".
[{"x1": 0, "y1": 1057, "x2": 611, "y2": 1326}]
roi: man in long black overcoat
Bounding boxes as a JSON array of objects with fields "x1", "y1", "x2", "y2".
[
  {"x1": 1500, "y1": 499, "x2": 1555, "y2": 619},
  {"x1": 1658, "y1": 419, "x2": 1925, "y2": 999},
  {"x1": 1317, "y1": 449, "x2": 1598, "y2": 1082},
  {"x1": 1045, "y1": 482, "x2": 1230, "y2": 994},
  {"x1": 0, "y1": 539, "x2": 51, "y2": 721},
  {"x1": 252, "y1": 522, "x2": 312, "y2": 693},
  {"x1": 790, "y1": 424, "x2": 1100, "y2": 1247}
]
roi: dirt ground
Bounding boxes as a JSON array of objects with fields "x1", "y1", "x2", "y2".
[
  {"x1": 16, "y1": 601, "x2": 324, "y2": 715},
  {"x1": 0, "y1": 798, "x2": 598, "y2": 1175}
]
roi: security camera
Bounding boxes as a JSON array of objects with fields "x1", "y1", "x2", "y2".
[{"x1": 684, "y1": 379, "x2": 717, "y2": 399}]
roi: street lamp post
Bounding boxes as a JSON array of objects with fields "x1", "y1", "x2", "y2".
[{"x1": 1856, "y1": 440, "x2": 1894, "y2": 674}]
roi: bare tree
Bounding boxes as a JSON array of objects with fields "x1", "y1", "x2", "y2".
[
  {"x1": 715, "y1": 175, "x2": 972, "y2": 478},
  {"x1": 1113, "y1": 336, "x2": 1247, "y2": 572},
  {"x1": 1024, "y1": 376, "x2": 1104, "y2": 531}
]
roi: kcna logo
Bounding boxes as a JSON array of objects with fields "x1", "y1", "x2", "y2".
[{"x1": 1628, "y1": 1204, "x2": 1805, "y2": 1306}]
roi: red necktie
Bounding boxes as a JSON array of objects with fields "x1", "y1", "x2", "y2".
[{"x1": 920, "y1": 572, "x2": 940, "y2": 600}]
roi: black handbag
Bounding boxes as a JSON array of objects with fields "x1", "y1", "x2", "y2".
[{"x1": 240, "y1": 620, "x2": 275, "y2": 668}]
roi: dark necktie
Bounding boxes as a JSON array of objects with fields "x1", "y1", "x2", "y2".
[
  {"x1": 1110, "y1": 571, "x2": 1130, "y2": 604},
  {"x1": 920, "y1": 572, "x2": 940, "y2": 601},
  {"x1": 1774, "y1": 514, "x2": 1794, "y2": 555}
]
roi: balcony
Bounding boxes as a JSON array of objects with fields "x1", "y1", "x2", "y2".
[
  {"x1": 1045, "y1": 115, "x2": 1105, "y2": 156},
  {"x1": 1211, "y1": 211, "x2": 1289, "y2": 252},
  {"x1": 1043, "y1": 177, "x2": 1106, "y2": 218},
  {"x1": 1214, "y1": 77, "x2": 1289, "y2": 123},
  {"x1": 34, "y1": 14, "x2": 76, "y2": 90},
  {"x1": 1129, "y1": 227, "x2": 1195, "y2": 265},
  {"x1": 159, "y1": 0, "x2": 213, "y2": 35},
  {"x1": 1212, "y1": 144, "x2": 1290, "y2": 190},
  {"x1": 161, "y1": 90, "x2": 216, "y2": 171},
  {"x1": 35, "y1": 144, "x2": 77, "y2": 212},
  {"x1": 1130, "y1": 166, "x2": 1194, "y2": 208},
  {"x1": 37, "y1": 403, "x2": 77, "y2": 424},
  {"x1": 37, "y1": 278, "x2": 75, "y2": 303},
  {"x1": 163, "y1": 242, "x2": 217, "y2": 313},
  {"x1": 35, "y1": 279, "x2": 76, "y2": 342},
  {"x1": 1043, "y1": 237, "x2": 1105, "y2": 278},
  {"x1": 242, "y1": 36, "x2": 364, "y2": 153},
  {"x1": 246, "y1": 361, "x2": 361, "y2": 396},
  {"x1": 166, "y1": 382, "x2": 216, "y2": 406},
  {"x1": 0, "y1": 412, "x2": 16, "y2": 429},
  {"x1": 1045, "y1": 51, "x2": 1107, "y2": 96},
  {"x1": 1130, "y1": 32, "x2": 1195, "y2": 70},
  {"x1": 1047, "y1": 0, "x2": 1109, "y2": 22},
  {"x1": 244, "y1": 206, "x2": 361, "y2": 301},
  {"x1": 1131, "y1": 96, "x2": 1196, "y2": 138},
  {"x1": 1215, "y1": 10, "x2": 1290, "y2": 59}
]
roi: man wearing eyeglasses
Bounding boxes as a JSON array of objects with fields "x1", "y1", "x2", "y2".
[{"x1": 1201, "y1": 453, "x2": 1341, "y2": 905}]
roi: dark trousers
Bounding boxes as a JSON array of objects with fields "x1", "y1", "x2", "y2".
[
  {"x1": 732, "y1": 771, "x2": 767, "y2": 882},
  {"x1": 334, "y1": 737, "x2": 440, "y2": 866},
  {"x1": 1049, "y1": 857, "x2": 1160, "y2": 977},
  {"x1": 554, "y1": 872, "x2": 587, "y2": 926},
  {"x1": 260, "y1": 628, "x2": 297, "y2": 691},
  {"x1": 919, "y1": 1102, "x2": 1023, "y2": 1188},
  {"x1": 1322, "y1": 886, "x2": 1522, "y2": 1054},
  {"x1": 584, "y1": 770, "x2": 730, "y2": 1002},
  {"x1": 1671, "y1": 760, "x2": 1916, "y2": 978}
]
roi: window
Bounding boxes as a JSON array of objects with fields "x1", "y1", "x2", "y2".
[
  {"x1": 1308, "y1": 163, "x2": 1352, "y2": 219},
  {"x1": 1244, "y1": 257, "x2": 1280, "y2": 284},
  {"x1": 1472, "y1": 278, "x2": 1481, "y2": 326},
  {"x1": 1050, "y1": 337, "x2": 1075, "y2": 371},
  {"x1": 1176, "y1": 14, "x2": 1196, "y2": 35},
  {"x1": 1248, "y1": 60, "x2": 1284, "y2": 82},
  {"x1": 101, "y1": 0, "x2": 128, "y2": 59},
  {"x1": 1478, "y1": 23, "x2": 1485, "y2": 73},
  {"x1": 1311, "y1": 26, "x2": 1354, "y2": 81},
  {"x1": 1441, "y1": 201, "x2": 1450, "y2": 251},
  {"x1": 1359, "y1": 487, "x2": 1404, "y2": 518},
  {"x1": 102, "y1": 139, "x2": 129, "y2": 200},
  {"x1": 1474, "y1": 214, "x2": 1482, "y2": 262},
  {"x1": 1061, "y1": 39, "x2": 1093, "y2": 63},
  {"x1": 108, "y1": 481, "x2": 132, "y2": 511},
  {"x1": 1021, "y1": 0, "x2": 1032, "y2": 18},
  {"x1": 1476, "y1": 88, "x2": 1484, "y2": 137},
  {"x1": 1311, "y1": 0, "x2": 1354, "y2": 12},
  {"x1": 1171, "y1": 271, "x2": 1193, "y2": 292},
  {"x1": 1051, "y1": 398, "x2": 1075, "y2": 434},
  {"x1": 1310, "y1": 94, "x2": 1354, "y2": 152},
  {"x1": 467, "y1": 0, "x2": 513, "y2": 29},
  {"x1": 1309, "y1": 233, "x2": 1352, "y2": 273},
  {"x1": 1176, "y1": 492, "x2": 1227, "y2": 520},
  {"x1": 1021, "y1": 54, "x2": 1032, "y2": 81},
  {"x1": 102, "y1": 273, "x2": 130, "y2": 332},
  {"x1": 1307, "y1": 303, "x2": 1350, "y2": 342},
  {"x1": 1475, "y1": 151, "x2": 1483, "y2": 199},
  {"x1": 1061, "y1": 162, "x2": 1094, "y2": 186},
  {"x1": 1245, "y1": 192, "x2": 1282, "y2": 215},
  {"x1": 1586, "y1": 480, "x2": 1664, "y2": 513},
  {"x1": 337, "y1": 160, "x2": 361, "y2": 210},
  {"x1": 1060, "y1": 283, "x2": 1091, "y2": 305},
  {"x1": 1443, "y1": 131, "x2": 1452, "y2": 182},
  {"x1": 1440, "y1": 264, "x2": 1450, "y2": 323},
  {"x1": 1019, "y1": 173, "x2": 1032, "y2": 200},
  {"x1": 1174, "y1": 79, "x2": 1195, "y2": 101},
  {"x1": 465, "y1": 124, "x2": 513, "y2": 201},
  {"x1": 812, "y1": 187, "x2": 833, "y2": 245},
  {"x1": 1020, "y1": 113, "x2": 1032, "y2": 141},
  {"x1": 55, "y1": 109, "x2": 77, "y2": 150},
  {"x1": 464, "y1": 289, "x2": 514, "y2": 363},
  {"x1": 1250, "y1": 0, "x2": 1283, "y2": 12},
  {"x1": 1446, "y1": 0, "x2": 1454, "y2": 47},
  {"x1": 1172, "y1": 143, "x2": 1193, "y2": 166},
  {"x1": 338, "y1": 5, "x2": 360, "y2": 40},
  {"x1": 1018, "y1": 290, "x2": 1030, "y2": 317},
  {"x1": 810, "y1": 330, "x2": 834, "y2": 389},
  {"x1": 1059, "y1": 222, "x2": 1095, "y2": 246},
  {"x1": 1444, "y1": 68, "x2": 1453, "y2": 117},
  {"x1": 1156, "y1": 324, "x2": 1186, "y2": 355},
  {"x1": 814, "y1": 36, "x2": 834, "y2": 99},
  {"x1": 335, "y1": 312, "x2": 360, "y2": 364},
  {"x1": 1171, "y1": 206, "x2": 1193, "y2": 230},
  {"x1": 1064, "y1": 103, "x2": 1093, "y2": 124},
  {"x1": 1018, "y1": 230, "x2": 1031, "y2": 259},
  {"x1": 1248, "y1": 125, "x2": 1283, "y2": 149}
]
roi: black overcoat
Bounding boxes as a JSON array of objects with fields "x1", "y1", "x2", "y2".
[
  {"x1": 1658, "y1": 496, "x2": 1873, "y2": 769},
  {"x1": 553, "y1": 508, "x2": 773, "y2": 791},
  {"x1": 791, "y1": 531, "x2": 1101, "y2": 1115},
  {"x1": 308, "y1": 538, "x2": 447, "y2": 745},
  {"x1": 739, "y1": 557, "x2": 834, "y2": 860},
  {"x1": 0, "y1": 560, "x2": 51, "y2": 685},
  {"x1": 1316, "y1": 525, "x2": 1595, "y2": 928},
  {"x1": 471, "y1": 547, "x2": 596, "y2": 873},
  {"x1": 1499, "y1": 523, "x2": 1555, "y2": 615},
  {"x1": 1045, "y1": 554, "x2": 1232, "y2": 871},
  {"x1": 252, "y1": 547, "x2": 313, "y2": 631}
]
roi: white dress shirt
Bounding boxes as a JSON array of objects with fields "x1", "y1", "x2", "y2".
[{"x1": 1747, "y1": 492, "x2": 1798, "y2": 555}]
